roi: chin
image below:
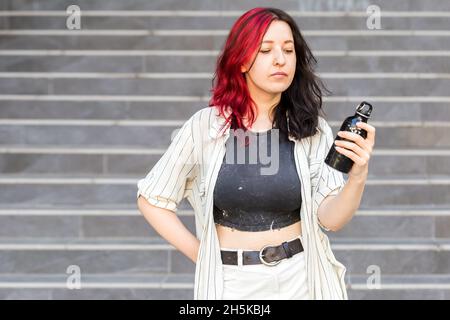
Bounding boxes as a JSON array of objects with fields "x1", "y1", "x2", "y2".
[{"x1": 266, "y1": 86, "x2": 289, "y2": 93}]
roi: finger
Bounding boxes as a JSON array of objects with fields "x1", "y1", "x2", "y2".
[
  {"x1": 356, "y1": 121, "x2": 376, "y2": 146},
  {"x1": 334, "y1": 145, "x2": 367, "y2": 166},
  {"x1": 334, "y1": 139, "x2": 370, "y2": 159},
  {"x1": 337, "y1": 129, "x2": 373, "y2": 151},
  {"x1": 337, "y1": 130, "x2": 367, "y2": 147}
]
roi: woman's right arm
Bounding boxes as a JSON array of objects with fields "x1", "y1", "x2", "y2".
[
  {"x1": 136, "y1": 112, "x2": 201, "y2": 263},
  {"x1": 137, "y1": 195, "x2": 200, "y2": 264}
]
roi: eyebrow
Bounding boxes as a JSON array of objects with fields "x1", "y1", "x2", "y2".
[{"x1": 261, "y1": 40, "x2": 294, "y2": 44}]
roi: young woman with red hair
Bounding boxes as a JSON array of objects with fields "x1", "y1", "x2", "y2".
[{"x1": 137, "y1": 7, "x2": 376, "y2": 300}]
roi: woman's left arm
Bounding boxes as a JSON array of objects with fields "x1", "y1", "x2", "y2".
[{"x1": 317, "y1": 121, "x2": 376, "y2": 232}]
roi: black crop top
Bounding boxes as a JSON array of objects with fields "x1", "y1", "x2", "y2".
[{"x1": 213, "y1": 125, "x2": 302, "y2": 231}]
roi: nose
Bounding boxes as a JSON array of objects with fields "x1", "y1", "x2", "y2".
[{"x1": 273, "y1": 47, "x2": 286, "y2": 66}]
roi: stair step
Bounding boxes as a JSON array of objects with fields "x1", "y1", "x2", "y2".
[
  {"x1": 0, "y1": 237, "x2": 449, "y2": 248},
  {"x1": 6, "y1": 0, "x2": 450, "y2": 11},
  {"x1": 0, "y1": 174, "x2": 449, "y2": 207},
  {"x1": 0, "y1": 207, "x2": 449, "y2": 239},
  {"x1": 0, "y1": 273, "x2": 448, "y2": 299},
  {"x1": 4, "y1": 71, "x2": 450, "y2": 79},
  {"x1": 0, "y1": 273, "x2": 194, "y2": 288},
  {"x1": 1, "y1": 273, "x2": 450, "y2": 287},
  {"x1": 1, "y1": 101, "x2": 449, "y2": 122},
  {"x1": 1, "y1": 123, "x2": 450, "y2": 148},
  {"x1": 1, "y1": 147, "x2": 450, "y2": 176},
  {"x1": 1, "y1": 55, "x2": 449, "y2": 73},
  {"x1": 3, "y1": 30, "x2": 450, "y2": 37},
  {"x1": 348, "y1": 274, "x2": 450, "y2": 299},
  {"x1": 0, "y1": 273, "x2": 194, "y2": 299},
  {"x1": 2, "y1": 33, "x2": 450, "y2": 50},
  {"x1": 1, "y1": 206, "x2": 449, "y2": 216},
  {"x1": 6, "y1": 14, "x2": 450, "y2": 30},
  {"x1": 0, "y1": 238, "x2": 449, "y2": 275},
  {"x1": 1, "y1": 94, "x2": 448, "y2": 103},
  {"x1": 1, "y1": 76, "x2": 450, "y2": 96},
  {"x1": 1, "y1": 49, "x2": 449, "y2": 56}
]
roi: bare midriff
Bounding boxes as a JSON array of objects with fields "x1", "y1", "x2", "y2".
[
  {"x1": 215, "y1": 221, "x2": 302, "y2": 251},
  {"x1": 215, "y1": 115, "x2": 302, "y2": 251}
]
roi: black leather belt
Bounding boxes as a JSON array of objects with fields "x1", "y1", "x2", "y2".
[{"x1": 221, "y1": 237, "x2": 304, "y2": 266}]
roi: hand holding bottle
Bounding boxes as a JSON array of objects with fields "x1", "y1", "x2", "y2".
[
  {"x1": 334, "y1": 121, "x2": 376, "y2": 181},
  {"x1": 324, "y1": 101, "x2": 376, "y2": 181}
]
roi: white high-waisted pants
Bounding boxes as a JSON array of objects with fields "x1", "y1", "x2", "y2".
[{"x1": 221, "y1": 235, "x2": 309, "y2": 300}]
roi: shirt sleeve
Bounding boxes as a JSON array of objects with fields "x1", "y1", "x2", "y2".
[
  {"x1": 137, "y1": 115, "x2": 198, "y2": 213},
  {"x1": 313, "y1": 119, "x2": 346, "y2": 231}
]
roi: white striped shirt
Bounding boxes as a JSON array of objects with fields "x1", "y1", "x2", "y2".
[{"x1": 137, "y1": 106, "x2": 348, "y2": 299}]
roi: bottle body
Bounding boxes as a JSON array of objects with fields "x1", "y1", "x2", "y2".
[{"x1": 324, "y1": 102, "x2": 372, "y2": 173}]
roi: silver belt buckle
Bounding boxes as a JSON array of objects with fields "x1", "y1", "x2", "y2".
[{"x1": 259, "y1": 244, "x2": 282, "y2": 266}]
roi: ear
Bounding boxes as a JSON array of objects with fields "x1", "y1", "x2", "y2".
[{"x1": 240, "y1": 65, "x2": 247, "y2": 73}]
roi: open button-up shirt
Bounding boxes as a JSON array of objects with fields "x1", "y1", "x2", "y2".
[{"x1": 137, "y1": 106, "x2": 348, "y2": 299}]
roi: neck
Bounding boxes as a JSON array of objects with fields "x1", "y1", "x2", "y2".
[
  {"x1": 246, "y1": 78, "x2": 281, "y2": 122},
  {"x1": 249, "y1": 97, "x2": 280, "y2": 122},
  {"x1": 242, "y1": 74, "x2": 282, "y2": 129}
]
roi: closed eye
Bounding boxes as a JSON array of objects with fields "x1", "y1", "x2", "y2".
[{"x1": 260, "y1": 50, "x2": 294, "y2": 54}]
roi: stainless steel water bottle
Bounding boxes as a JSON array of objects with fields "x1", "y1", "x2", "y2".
[{"x1": 324, "y1": 101, "x2": 373, "y2": 173}]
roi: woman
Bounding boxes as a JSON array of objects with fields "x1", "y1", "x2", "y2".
[{"x1": 137, "y1": 7, "x2": 376, "y2": 300}]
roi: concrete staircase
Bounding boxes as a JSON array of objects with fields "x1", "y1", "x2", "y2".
[{"x1": 0, "y1": 0, "x2": 450, "y2": 299}]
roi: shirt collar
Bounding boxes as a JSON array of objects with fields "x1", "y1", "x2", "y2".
[
  {"x1": 208, "y1": 107, "x2": 296, "y2": 142},
  {"x1": 208, "y1": 107, "x2": 232, "y2": 140}
]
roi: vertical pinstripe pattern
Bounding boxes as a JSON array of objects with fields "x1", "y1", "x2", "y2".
[
  {"x1": 137, "y1": 116, "x2": 198, "y2": 212},
  {"x1": 137, "y1": 107, "x2": 348, "y2": 300}
]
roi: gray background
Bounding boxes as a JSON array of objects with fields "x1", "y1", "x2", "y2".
[{"x1": 0, "y1": 0, "x2": 449, "y2": 299}]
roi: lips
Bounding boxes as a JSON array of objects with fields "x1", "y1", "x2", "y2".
[{"x1": 271, "y1": 72, "x2": 288, "y2": 76}]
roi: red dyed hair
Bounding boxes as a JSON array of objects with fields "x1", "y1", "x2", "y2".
[{"x1": 209, "y1": 7, "x2": 328, "y2": 141}]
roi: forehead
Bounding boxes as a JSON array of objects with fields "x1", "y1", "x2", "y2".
[
  {"x1": 262, "y1": 20, "x2": 294, "y2": 43},
  {"x1": 261, "y1": 39, "x2": 294, "y2": 44}
]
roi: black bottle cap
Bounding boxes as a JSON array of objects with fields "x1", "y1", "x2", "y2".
[{"x1": 355, "y1": 101, "x2": 372, "y2": 119}]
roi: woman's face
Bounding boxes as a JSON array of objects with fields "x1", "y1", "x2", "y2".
[{"x1": 241, "y1": 20, "x2": 297, "y2": 95}]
